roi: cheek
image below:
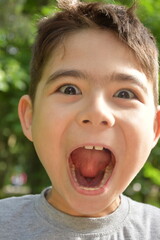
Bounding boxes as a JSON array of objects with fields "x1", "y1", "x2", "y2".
[
  {"x1": 31, "y1": 111, "x2": 67, "y2": 183},
  {"x1": 32, "y1": 102, "x2": 71, "y2": 136},
  {"x1": 123, "y1": 107, "x2": 155, "y2": 138},
  {"x1": 31, "y1": 103, "x2": 75, "y2": 164},
  {"x1": 116, "y1": 114, "x2": 155, "y2": 186},
  {"x1": 120, "y1": 109, "x2": 156, "y2": 158}
]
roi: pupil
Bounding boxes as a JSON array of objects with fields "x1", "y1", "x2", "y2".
[
  {"x1": 65, "y1": 87, "x2": 76, "y2": 95},
  {"x1": 119, "y1": 91, "x2": 129, "y2": 98}
]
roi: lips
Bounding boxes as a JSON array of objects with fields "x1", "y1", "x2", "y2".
[{"x1": 69, "y1": 145, "x2": 115, "y2": 192}]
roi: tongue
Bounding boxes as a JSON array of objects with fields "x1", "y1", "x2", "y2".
[{"x1": 71, "y1": 148, "x2": 111, "y2": 177}]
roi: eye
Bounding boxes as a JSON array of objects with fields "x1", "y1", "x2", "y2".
[
  {"x1": 114, "y1": 89, "x2": 137, "y2": 99},
  {"x1": 57, "y1": 84, "x2": 82, "y2": 95}
]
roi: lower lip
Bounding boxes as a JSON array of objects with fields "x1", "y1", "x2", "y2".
[{"x1": 68, "y1": 157, "x2": 112, "y2": 196}]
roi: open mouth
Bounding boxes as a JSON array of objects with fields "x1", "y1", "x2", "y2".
[{"x1": 69, "y1": 146, "x2": 115, "y2": 192}]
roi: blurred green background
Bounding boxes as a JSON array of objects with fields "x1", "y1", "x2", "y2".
[{"x1": 0, "y1": 0, "x2": 160, "y2": 206}]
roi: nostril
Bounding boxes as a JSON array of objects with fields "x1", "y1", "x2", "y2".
[
  {"x1": 82, "y1": 120, "x2": 108, "y2": 125},
  {"x1": 83, "y1": 120, "x2": 90, "y2": 124},
  {"x1": 101, "y1": 121, "x2": 108, "y2": 125}
]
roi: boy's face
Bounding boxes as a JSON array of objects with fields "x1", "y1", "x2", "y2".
[{"x1": 19, "y1": 29, "x2": 160, "y2": 217}]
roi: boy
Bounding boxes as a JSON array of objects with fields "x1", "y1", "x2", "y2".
[{"x1": 0, "y1": 0, "x2": 160, "y2": 239}]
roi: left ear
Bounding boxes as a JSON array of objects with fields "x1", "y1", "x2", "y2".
[{"x1": 152, "y1": 106, "x2": 160, "y2": 148}]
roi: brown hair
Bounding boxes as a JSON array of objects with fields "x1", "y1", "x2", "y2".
[{"x1": 30, "y1": 0, "x2": 159, "y2": 104}]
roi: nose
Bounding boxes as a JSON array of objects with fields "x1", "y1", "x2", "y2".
[{"x1": 76, "y1": 94, "x2": 115, "y2": 128}]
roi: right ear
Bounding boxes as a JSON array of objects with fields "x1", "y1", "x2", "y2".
[{"x1": 18, "y1": 95, "x2": 33, "y2": 142}]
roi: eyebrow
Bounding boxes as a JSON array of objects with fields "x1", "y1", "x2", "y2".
[
  {"x1": 112, "y1": 73, "x2": 148, "y2": 94},
  {"x1": 45, "y1": 69, "x2": 148, "y2": 94},
  {"x1": 46, "y1": 69, "x2": 87, "y2": 86}
]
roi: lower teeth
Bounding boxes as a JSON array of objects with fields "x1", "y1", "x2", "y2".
[
  {"x1": 79, "y1": 187, "x2": 100, "y2": 190},
  {"x1": 71, "y1": 161, "x2": 113, "y2": 191}
]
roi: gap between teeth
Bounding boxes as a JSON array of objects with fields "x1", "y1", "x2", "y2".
[{"x1": 84, "y1": 146, "x2": 103, "y2": 151}]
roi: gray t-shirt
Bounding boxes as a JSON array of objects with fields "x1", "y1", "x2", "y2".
[{"x1": 0, "y1": 188, "x2": 159, "y2": 240}]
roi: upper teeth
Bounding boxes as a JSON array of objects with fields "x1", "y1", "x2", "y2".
[{"x1": 84, "y1": 146, "x2": 103, "y2": 151}]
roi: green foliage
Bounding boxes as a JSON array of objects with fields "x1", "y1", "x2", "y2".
[
  {"x1": 144, "y1": 162, "x2": 160, "y2": 185},
  {"x1": 0, "y1": 0, "x2": 159, "y2": 207}
]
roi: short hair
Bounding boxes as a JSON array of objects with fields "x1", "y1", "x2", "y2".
[{"x1": 30, "y1": 0, "x2": 159, "y2": 105}]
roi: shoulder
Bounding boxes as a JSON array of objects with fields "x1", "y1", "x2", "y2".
[
  {"x1": 0, "y1": 194, "x2": 39, "y2": 224},
  {"x1": 127, "y1": 195, "x2": 160, "y2": 217},
  {"x1": 123, "y1": 195, "x2": 160, "y2": 238},
  {"x1": 0, "y1": 194, "x2": 40, "y2": 239},
  {"x1": 0, "y1": 194, "x2": 37, "y2": 212}
]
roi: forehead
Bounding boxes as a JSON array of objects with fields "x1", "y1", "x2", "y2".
[{"x1": 41, "y1": 28, "x2": 145, "y2": 82}]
